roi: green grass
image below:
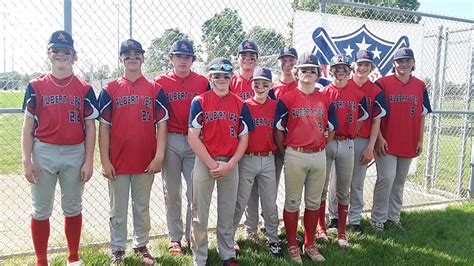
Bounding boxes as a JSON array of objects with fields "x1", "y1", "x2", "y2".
[
  {"x1": 4, "y1": 201, "x2": 474, "y2": 265},
  {"x1": 0, "y1": 91, "x2": 24, "y2": 108},
  {"x1": 0, "y1": 113, "x2": 23, "y2": 174}
]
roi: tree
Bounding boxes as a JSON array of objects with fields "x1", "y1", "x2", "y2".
[
  {"x1": 247, "y1": 26, "x2": 286, "y2": 57},
  {"x1": 146, "y1": 28, "x2": 191, "y2": 74},
  {"x1": 202, "y1": 8, "x2": 245, "y2": 62},
  {"x1": 291, "y1": 0, "x2": 421, "y2": 23},
  {"x1": 82, "y1": 65, "x2": 111, "y2": 83}
]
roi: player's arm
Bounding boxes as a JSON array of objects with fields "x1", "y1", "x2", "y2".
[
  {"x1": 417, "y1": 88, "x2": 432, "y2": 156},
  {"x1": 81, "y1": 119, "x2": 96, "y2": 183},
  {"x1": 327, "y1": 102, "x2": 338, "y2": 142},
  {"x1": 361, "y1": 90, "x2": 387, "y2": 164},
  {"x1": 188, "y1": 127, "x2": 219, "y2": 170},
  {"x1": 97, "y1": 89, "x2": 116, "y2": 180},
  {"x1": 146, "y1": 87, "x2": 169, "y2": 174},
  {"x1": 21, "y1": 84, "x2": 38, "y2": 184},
  {"x1": 274, "y1": 99, "x2": 288, "y2": 154}
]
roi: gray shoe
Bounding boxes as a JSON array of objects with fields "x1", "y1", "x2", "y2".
[{"x1": 371, "y1": 221, "x2": 384, "y2": 231}]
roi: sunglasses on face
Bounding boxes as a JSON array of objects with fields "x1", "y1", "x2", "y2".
[
  {"x1": 50, "y1": 49, "x2": 74, "y2": 55},
  {"x1": 209, "y1": 64, "x2": 233, "y2": 71}
]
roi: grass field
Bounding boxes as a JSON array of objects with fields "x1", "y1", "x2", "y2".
[
  {"x1": 0, "y1": 91, "x2": 24, "y2": 108},
  {"x1": 3, "y1": 201, "x2": 473, "y2": 265}
]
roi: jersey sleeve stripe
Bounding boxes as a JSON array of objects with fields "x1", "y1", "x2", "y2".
[{"x1": 190, "y1": 111, "x2": 203, "y2": 128}]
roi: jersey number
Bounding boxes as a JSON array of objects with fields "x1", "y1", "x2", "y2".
[
  {"x1": 410, "y1": 106, "x2": 416, "y2": 116},
  {"x1": 230, "y1": 125, "x2": 236, "y2": 137},
  {"x1": 346, "y1": 113, "x2": 353, "y2": 124},
  {"x1": 142, "y1": 109, "x2": 151, "y2": 121},
  {"x1": 69, "y1": 110, "x2": 80, "y2": 123}
]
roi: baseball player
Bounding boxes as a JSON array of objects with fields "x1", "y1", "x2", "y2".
[
  {"x1": 232, "y1": 67, "x2": 282, "y2": 257},
  {"x1": 188, "y1": 57, "x2": 253, "y2": 266},
  {"x1": 230, "y1": 39, "x2": 262, "y2": 243},
  {"x1": 98, "y1": 39, "x2": 168, "y2": 265},
  {"x1": 326, "y1": 50, "x2": 388, "y2": 234},
  {"x1": 275, "y1": 52, "x2": 338, "y2": 263},
  {"x1": 155, "y1": 40, "x2": 209, "y2": 255},
  {"x1": 371, "y1": 47, "x2": 432, "y2": 231},
  {"x1": 318, "y1": 54, "x2": 369, "y2": 248},
  {"x1": 21, "y1": 30, "x2": 98, "y2": 266}
]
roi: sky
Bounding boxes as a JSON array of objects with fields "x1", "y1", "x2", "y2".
[{"x1": 418, "y1": 0, "x2": 473, "y2": 20}]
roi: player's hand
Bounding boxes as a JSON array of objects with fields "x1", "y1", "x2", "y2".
[
  {"x1": 23, "y1": 159, "x2": 39, "y2": 184},
  {"x1": 375, "y1": 137, "x2": 388, "y2": 156},
  {"x1": 210, "y1": 161, "x2": 234, "y2": 180},
  {"x1": 145, "y1": 157, "x2": 163, "y2": 175},
  {"x1": 360, "y1": 147, "x2": 374, "y2": 165},
  {"x1": 80, "y1": 161, "x2": 94, "y2": 183},
  {"x1": 102, "y1": 161, "x2": 117, "y2": 181},
  {"x1": 416, "y1": 141, "x2": 423, "y2": 156}
]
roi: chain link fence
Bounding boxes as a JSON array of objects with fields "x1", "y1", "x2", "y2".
[{"x1": 0, "y1": 0, "x2": 472, "y2": 258}]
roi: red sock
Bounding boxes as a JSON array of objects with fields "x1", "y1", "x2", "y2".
[
  {"x1": 338, "y1": 204, "x2": 348, "y2": 239},
  {"x1": 65, "y1": 213, "x2": 82, "y2": 262},
  {"x1": 283, "y1": 209, "x2": 299, "y2": 247},
  {"x1": 31, "y1": 218, "x2": 50, "y2": 266},
  {"x1": 317, "y1": 200, "x2": 327, "y2": 232},
  {"x1": 303, "y1": 208, "x2": 318, "y2": 247}
]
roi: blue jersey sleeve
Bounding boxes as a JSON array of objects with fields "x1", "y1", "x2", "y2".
[
  {"x1": 328, "y1": 102, "x2": 339, "y2": 131},
  {"x1": 373, "y1": 90, "x2": 388, "y2": 119},
  {"x1": 98, "y1": 89, "x2": 113, "y2": 125},
  {"x1": 274, "y1": 99, "x2": 289, "y2": 132},
  {"x1": 84, "y1": 86, "x2": 99, "y2": 120},
  {"x1": 155, "y1": 87, "x2": 169, "y2": 123},
  {"x1": 422, "y1": 88, "x2": 432, "y2": 115},
  {"x1": 357, "y1": 96, "x2": 369, "y2": 122},
  {"x1": 267, "y1": 89, "x2": 276, "y2": 100},
  {"x1": 189, "y1": 96, "x2": 203, "y2": 129},
  {"x1": 22, "y1": 83, "x2": 36, "y2": 118},
  {"x1": 239, "y1": 103, "x2": 254, "y2": 136}
]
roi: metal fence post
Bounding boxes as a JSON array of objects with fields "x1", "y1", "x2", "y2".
[
  {"x1": 424, "y1": 26, "x2": 443, "y2": 191},
  {"x1": 467, "y1": 38, "x2": 474, "y2": 198},
  {"x1": 64, "y1": 0, "x2": 72, "y2": 33}
]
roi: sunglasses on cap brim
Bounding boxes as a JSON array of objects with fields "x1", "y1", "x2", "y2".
[{"x1": 209, "y1": 63, "x2": 233, "y2": 71}]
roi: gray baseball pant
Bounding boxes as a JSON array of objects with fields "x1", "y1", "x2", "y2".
[
  {"x1": 233, "y1": 155, "x2": 279, "y2": 243},
  {"x1": 244, "y1": 180, "x2": 260, "y2": 234},
  {"x1": 371, "y1": 153, "x2": 412, "y2": 223},
  {"x1": 162, "y1": 133, "x2": 195, "y2": 242},
  {"x1": 284, "y1": 147, "x2": 326, "y2": 212},
  {"x1": 109, "y1": 173, "x2": 154, "y2": 252},
  {"x1": 191, "y1": 157, "x2": 238, "y2": 266},
  {"x1": 328, "y1": 138, "x2": 370, "y2": 224},
  {"x1": 30, "y1": 140, "x2": 84, "y2": 220}
]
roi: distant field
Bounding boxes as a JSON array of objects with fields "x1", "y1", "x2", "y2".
[{"x1": 0, "y1": 91, "x2": 24, "y2": 109}]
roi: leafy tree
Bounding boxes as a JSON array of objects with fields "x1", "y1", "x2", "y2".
[
  {"x1": 202, "y1": 8, "x2": 245, "y2": 62},
  {"x1": 82, "y1": 65, "x2": 111, "y2": 83},
  {"x1": 247, "y1": 26, "x2": 286, "y2": 57},
  {"x1": 146, "y1": 28, "x2": 191, "y2": 73}
]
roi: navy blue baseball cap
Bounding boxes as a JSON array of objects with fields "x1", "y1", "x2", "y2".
[
  {"x1": 238, "y1": 39, "x2": 259, "y2": 55},
  {"x1": 252, "y1": 67, "x2": 272, "y2": 82},
  {"x1": 170, "y1": 40, "x2": 195, "y2": 58},
  {"x1": 278, "y1": 46, "x2": 298, "y2": 59},
  {"x1": 208, "y1": 57, "x2": 233, "y2": 74},
  {"x1": 394, "y1": 47, "x2": 414, "y2": 61},
  {"x1": 120, "y1": 39, "x2": 145, "y2": 55},
  {"x1": 355, "y1": 50, "x2": 374, "y2": 63},
  {"x1": 297, "y1": 52, "x2": 320, "y2": 68},
  {"x1": 48, "y1": 30, "x2": 74, "y2": 50}
]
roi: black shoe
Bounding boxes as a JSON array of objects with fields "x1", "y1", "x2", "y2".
[
  {"x1": 222, "y1": 257, "x2": 239, "y2": 266},
  {"x1": 328, "y1": 218, "x2": 338, "y2": 229},
  {"x1": 110, "y1": 250, "x2": 125, "y2": 265},
  {"x1": 268, "y1": 241, "x2": 284, "y2": 258},
  {"x1": 385, "y1": 220, "x2": 405, "y2": 231},
  {"x1": 348, "y1": 224, "x2": 363, "y2": 234}
]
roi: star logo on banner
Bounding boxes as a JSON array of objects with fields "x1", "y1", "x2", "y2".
[
  {"x1": 356, "y1": 37, "x2": 371, "y2": 51},
  {"x1": 372, "y1": 47, "x2": 382, "y2": 59},
  {"x1": 343, "y1": 44, "x2": 354, "y2": 56}
]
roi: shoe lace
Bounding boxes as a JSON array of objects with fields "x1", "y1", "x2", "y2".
[
  {"x1": 269, "y1": 242, "x2": 281, "y2": 253},
  {"x1": 288, "y1": 246, "x2": 300, "y2": 257},
  {"x1": 134, "y1": 246, "x2": 153, "y2": 259}
]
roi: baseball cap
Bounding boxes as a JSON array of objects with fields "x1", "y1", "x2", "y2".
[
  {"x1": 278, "y1": 46, "x2": 298, "y2": 59},
  {"x1": 120, "y1": 39, "x2": 145, "y2": 55},
  {"x1": 170, "y1": 40, "x2": 195, "y2": 58},
  {"x1": 238, "y1": 39, "x2": 259, "y2": 55},
  {"x1": 208, "y1": 57, "x2": 234, "y2": 74},
  {"x1": 355, "y1": 50, "x2": 374, "y2": 63},
  {"x1": 48, "y1": 30, "x2": 74, "y2": 50},
  {"x1": 330, "y1": 54, "x2": 352, "y2": 67},
  {"x1": 252, "y1": 67, "x2": 272, "y2": 82},
  {"x1": 394, "y1": 47, "x2": 414, "y2": 60},
  {"x1": 296, "y1": 52, "x2": 320, "y2": 68}
]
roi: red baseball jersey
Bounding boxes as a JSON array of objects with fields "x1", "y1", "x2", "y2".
[
  {"x1": 273, "y1": 80, "x2": 297, "y2": 100},
  {"x1": 155, "y1": 71, "x2": 209, "y2": 134},
  {"x1": 375, "y1": 75, "x2": 432, "y2": 158},
  {"x1": 98, "y1": 76, "x2": 169, "y2": 175},
  {"x1": 230, "y1": 74, "x2": 253, "y2": 100},
  {"x1": 275, "y1": 89, "x2": 338, "y2": 150},
  {"x1": 348, "y1": 78, "x2": 388, "y2": 139},
  {"x1": 245, "y1": 98, "x2": 277, "y2": 153},
  {"x1": 22, "y1": 74, "x2": 99, "y2": 145},
  {"x1": 320, "y1": 82, "x2": 369, "y2": 139},
  {"x1": 188, "y1": 90, "x2": 254, "y2": 158}
]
